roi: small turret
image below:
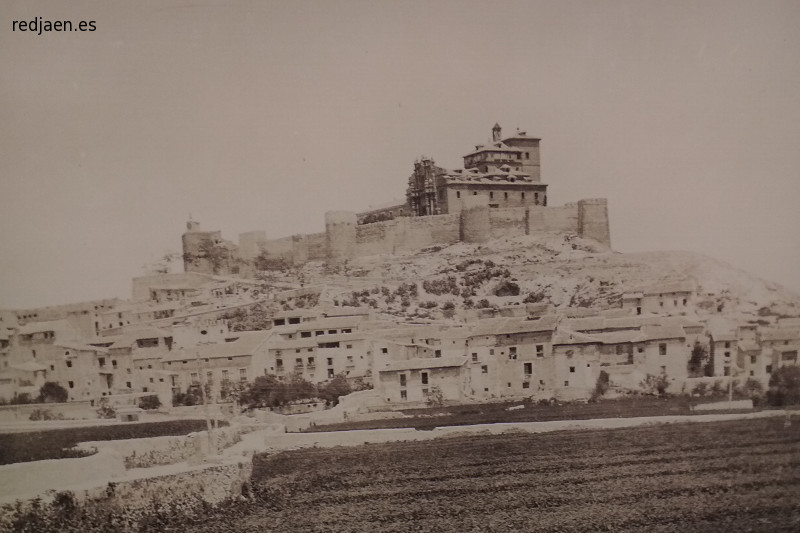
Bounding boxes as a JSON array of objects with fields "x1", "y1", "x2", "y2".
[{"x1": 492, "y1": 123, "x2": 502, "y2": 142}]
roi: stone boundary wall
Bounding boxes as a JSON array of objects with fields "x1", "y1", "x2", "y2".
[
  {"x1": 77, "y1": 425, "x2": 251, "y2": 469},
  {"x1": 0, "y1": 401, "x2": 96, "y2": 422}
]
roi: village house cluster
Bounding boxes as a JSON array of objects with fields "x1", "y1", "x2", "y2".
[
  {"x1": 1, "y1": 124, "x2": 796, "y2": 410},
  {"x1": 1, "y1": 271, "x2": 798, "y2": 410}
]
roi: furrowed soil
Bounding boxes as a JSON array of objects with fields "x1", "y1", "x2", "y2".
[{"x1": 189, "y1": 415, "x2": 800, "y2": 532}]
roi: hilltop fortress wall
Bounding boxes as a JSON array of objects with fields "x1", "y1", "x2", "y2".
[{"x1": 182, "y1": 199, "x2": 610, "y2": 273}]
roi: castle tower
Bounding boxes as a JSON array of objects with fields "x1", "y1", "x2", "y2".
[{"x1": 325, "y1": 211, "x2": 357, "y2": 263}]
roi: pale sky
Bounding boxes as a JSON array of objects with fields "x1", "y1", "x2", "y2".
[{"x1": 1, "y1": 0, "x2": 799, "y2": 308}]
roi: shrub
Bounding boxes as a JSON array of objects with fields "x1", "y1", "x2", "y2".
[
  {"x1": 641, "y1": 374, "x2": 669, "y2": 396},
  {"x1": 692, "y1": 382, "x2": 708, "y2": 397},
  {"x1": 38, "y1": 382, "x2": 68, "y2": 403},
  {"x1": 29, "y1": 408, "x2": 63, "y2": 421},
  {"x1": 138, "y1": 395, "x2": 162, "y2": 410},
  {"x1": 476, "y1": 299, "x2": 492, "y2": 309},
  {"x1": 494, "y1": 281, "x2": 520, "y2": 297},
  {"x1": 95, "y1": 398, "x2": 116, "y2": 419},
  {"x1": 425, "y1": 385, "x2": 445, "y2": 407},
  {"x1": 766, "y1": 366, "x2": 800, "y2": 406}
]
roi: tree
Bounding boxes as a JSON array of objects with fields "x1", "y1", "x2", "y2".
[
  {"x1": 317, "y1": 374, "x2": 352, "y2": 406},
  {"x1": 766, "y1": 366, "x2": 800, "y2": 406},
  {"x1": 688, "y1": 342, "x2": 709, "y2": 377},
  {"x1": 425, "y1": 385, "x2": 445, "y2": 407},
  {"x1": 198, "y1": 239, "x2": 230, "y2": 274},
  {"x1": 38, "y1": 382, "x2": 68, "y2": 403},
  {"x1": 239, "y1": 375, "x2": 287, "y2": 408},
  {"x1": 591, "y1": 371, "x2": 610, "y2": 400}
]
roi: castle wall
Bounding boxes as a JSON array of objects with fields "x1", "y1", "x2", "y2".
[
  {"x1": 578, "y1": 198, "x2": 611, "y2": 247},
  {"x1": 401, "y1": 214, "x2": 461, "y2": 250},
  {"x1": 305, "y1": 232, "x2": 327, "y2": 261},
  {"x1": 260, "y1": 236, "x2": 295, "y2": 260},
  {"x1": 238, "y1": 231, "x2": 266, "y2": 260},
  {"x1": 488, "y1": 207, "x2": 529, "y2": 239},
  {"x1": 184, "y1": 198, "x2": 610, "y2": 272},
  {"x1": 356, "y1": 219, "x2": 399, "y2": 256},
  {"x1": 528, "y1": 204, "x2": 579, "y2": 234}
]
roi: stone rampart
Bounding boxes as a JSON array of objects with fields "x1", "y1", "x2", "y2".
[
  {"x1": 488, "y1": 207, "x2": 529, "y2": 239},
  {"x1": 204, "y1": 198, "x2": 609, "y2": 272}
]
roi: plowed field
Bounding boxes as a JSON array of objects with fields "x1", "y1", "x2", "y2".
[{"x1": 189, "y1": 415, "x2": 800, "y2": 532}]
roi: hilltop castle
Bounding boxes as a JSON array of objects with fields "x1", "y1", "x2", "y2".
[{"x1": 182, "y1": 124, "x2": 611, "y2": 274}]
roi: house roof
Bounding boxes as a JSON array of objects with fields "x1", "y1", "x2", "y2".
[
  {"x1": 11, "y1": 361, "x2": 48, "y2": 372},
  {"x1": 378, "y1": 356, "x2": 467, "y2": 373},
  {"x1": 760, "y1": 329, "x2": 799, "y2": 342},
  {"x1": 18, "y1": 319, "x2": 73, "y2": 335},
  {"x1": 552, "y1": 330, "x2": 601, "y2": 346},
  {"x1": 470, "y1": 316, "x2": 558, "y2": 337},
  {"x1": 640, "y1": 325, "x2": 686, "y2": 342},
  {"x1": 641, "y1": 280, "x2": 695, "y2": 296},
  {"x1": 56, "y1": 342, "x2": 109, "y2": 355},
  {"x1": 162, "y1": 331, "x2": 269, "y2": 362}
]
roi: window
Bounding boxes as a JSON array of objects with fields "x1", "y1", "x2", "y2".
[
  {"x1": 68, "y1": 381, "x2": 74, "y2": 388},
  {"x1": 328, "y1": 368, "x2": 334, "y2": 378},
  {"x1": 489, "y1": 192, "x2": 494, "y2": 199},
  {"x1": 522, "y1": 382, "x2": 530, "y2": 389},
  {"x1": 308, "y1": 357, "x2": 315, "y2": 365},
  {"x1": 569, "y1": 366, "x2": 575, "y2": 373},
  {"x1": 723, "y1": 366, "x2": 730, "y2": 376},
  {"x1": 126, "y1": 381, "x2": 132, "y2": 388},
  {"x1": 295, "y1": 349, "x2": 301, "y2": 353},
  {"x1": 473, "y1": 191, "x2": 477, "y2": 195},
  {"x1": 421, "y1": 372, "x2": 428, "y2": 385},
  {"x1": 240, "y1": 368, "x2": 247, "y2": 381},
  {"x1": 536, "y1": 345, "x2": 544, "y2": 357},
  {"x1": 301, "y1": 331, "x2": 311, "y2": 338},
  {"x1": 346, "y1": 344, "x2": 353, "y2": 349},
  {"x1": 400, "y1": 390, "x2": 407, "y2": 400},
  {"x1": 489, "y1": 349, "x2": 494, "y2": 355},
  {"x1": 50, "y1": 365, "x2": 54, "y2": 371},
  {"x1": 275, "y1": 359, "x2": 283, "y2": 369},
  {"x1": 659, "y1": 343, "x2": 667, "y2": 355},
  {"x1": 481, "y1": 365, "x2": 488, "y2": 374},
  {"x1": 724, "y1": 351, "x2": 730, "y2": 358},
  {"x1": 638, "y1": 346, "x2": 644, "y2": 353},
  {"x1": 524, "y1": 363, "x2": 532, "y2": 375},
  {"x1": 725, "y1": 342, "x2": 731, "y2": 348},
  {"x1": 683, "y1": 299, "x2": 688, "y2": 305},
  {"x1": 766, "y1": 365, "x2": 773, "y2": 374},
  {"x1": 274, "y1": 318, "x2": 285, "y2": 326},
  {"x1": 456, "y1": 191, "x2": 461, "y2": 198},
  {"x1": 472, "y1": 352, "x2": 478, "y2": 362},
  {"x1": 328, "y1": 330, "x2": 336, "y2": 334},
  {"x1": 434, "y1": 349, "x2": 441, "y2": 358},
  {"x1": 399, "y1": 374, "x2": 407, "y2": 387},
  {"x1": 327, "y1": 357, "x2": 333, "y2": 366},
  {"x1": 98, "y1": 357, "x2": 105, "y2": 367},
  {"x1": 66, "y1": 360, "x2": 72, "y2": 368},
  {"x1": 346, "y1": 355, "x2": 354, "y2": 363},
  {"x1": 564, "y1": 380, "x2": 569, "y2": 386},
  {"x1": 504, "y1": 192, "x2": 508, "y2": 200},
  {"x1": 381, "y1": 348, "x2": 388, "y2": 354},
  {"x1": 750, "y1": 356, "x2": 756, "y2": 364},
  {"x1": 342, "y1": 329, "x2": 352, "y2": 334},
  {"x1": 521, "y1": 192, "x2": 525, "y2": 200},
  {"x1": 295, "y1": 358, "x2": 303, "y2": 366},
  {"x1": 509, "y1": 347, "x2": 517, "y2": 360},
  {"x1": 288, "y1": 317, "x2": 300, "y2": 325}
]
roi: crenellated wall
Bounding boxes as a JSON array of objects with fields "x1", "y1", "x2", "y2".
[{"x1": 184, "y1": 198, "x2": 610, "y2": 273}]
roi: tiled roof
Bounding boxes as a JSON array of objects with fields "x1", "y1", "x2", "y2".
[
  {"x1": 640, "y1": 325, "x2": 686, "y2": 341},
  {"x1": 162, "y1": 331, "x2": 269, "y2": 362},
  {"x1": 378, "y1": 356, "x2": 467, "y2": 373}
]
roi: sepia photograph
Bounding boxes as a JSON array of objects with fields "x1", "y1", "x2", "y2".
[{"x1": 1, "y1": 1, "x2": 799, "y2": 531}]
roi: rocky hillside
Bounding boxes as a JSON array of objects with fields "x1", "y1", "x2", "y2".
[{"x1": 260, "y1": 232, "x2": 800, "y2": 324}]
